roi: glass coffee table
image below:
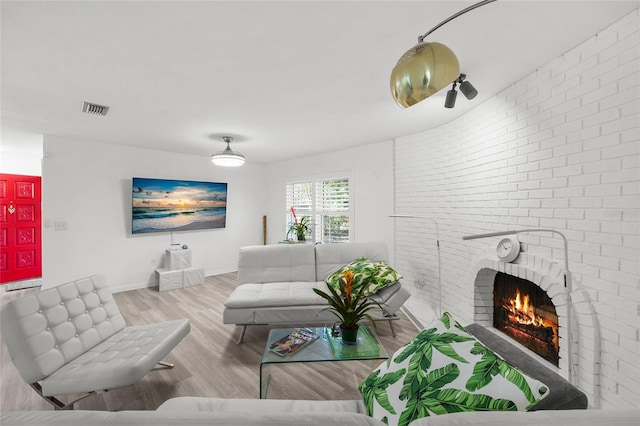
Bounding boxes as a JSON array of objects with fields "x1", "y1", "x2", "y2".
[{"x1": 260, "y1": 326, "x2": 389, "y2": 398}]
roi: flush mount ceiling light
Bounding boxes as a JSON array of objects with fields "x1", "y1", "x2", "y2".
[
  {"x1": 390, "y1": 0, "x2": 495, "y2": 108},
  {"x1": 211, "y1": 136, "x2": 245, "y2": 167}
]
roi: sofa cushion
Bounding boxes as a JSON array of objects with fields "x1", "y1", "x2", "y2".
[
  {"x1": 224, "y1": 282, "x2": 329, "y2": 308},
  {"x1": 326, "y1": 257, "x2": 402, "y2": 296},
  {"x1": 157, "y1": 396, "x2": 366, "y2": 414},
  {"x1": 0, "y1": 410, "x2": 386, "y2": 426},
  {"x1": 358, "y1": 312, "x2": 549, "y2": 426},
  {"x1": 238, "y1": 244, "x2": 316, "y2": 284},
  {"x1": 222, "y1": 305, "x2": 342, "y2": 325}
]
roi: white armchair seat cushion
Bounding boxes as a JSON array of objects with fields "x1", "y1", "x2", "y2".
[{"x1": 40, "y1": 319, "x2": 190, "y2": 396}]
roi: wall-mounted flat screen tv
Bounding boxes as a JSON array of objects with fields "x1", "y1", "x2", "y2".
[{"x1": 132, "y1": 177, "x2": 227, "y2": 234}]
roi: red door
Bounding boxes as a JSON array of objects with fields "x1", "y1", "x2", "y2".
[{"x1": 0, "y1": 174, "x2": 42, "y2": 284}]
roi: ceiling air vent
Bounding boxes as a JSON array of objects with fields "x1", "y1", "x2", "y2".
[{"x1": 81, "y1": 101, "x2": 109, "y2": 116}]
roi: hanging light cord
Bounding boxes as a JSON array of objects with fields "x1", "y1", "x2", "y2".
[{"x1": 418, "y1": 0, "x2": 497, "y2": 42}]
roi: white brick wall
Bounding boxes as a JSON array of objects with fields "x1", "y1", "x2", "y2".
[{"x1": 394, "y1": 9, "x2": 639, "y2": 409}]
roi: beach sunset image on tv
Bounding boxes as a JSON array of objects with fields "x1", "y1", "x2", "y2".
[{"x1": 132, "y1": 177, "x2": 227, "y2": 234}]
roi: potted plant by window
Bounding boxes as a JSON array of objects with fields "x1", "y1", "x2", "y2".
[
  {"x1": 288, "y1": 207, "x2": 310, "y2": 242},
  {"x1": 313, "y1": 270, "x2": 380, "y2": 344}
]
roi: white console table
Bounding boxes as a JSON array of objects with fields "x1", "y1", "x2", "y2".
[{"x1": 155, "y1": 249, "x2": 204, "y2": 291}]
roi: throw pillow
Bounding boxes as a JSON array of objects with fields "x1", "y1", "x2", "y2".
[
  {"x1": 358, "y1": 312, "x2": 549, "y2": 426},
  {"x1": 326, "y1": 257, "x2": 402, "y2": 296}
]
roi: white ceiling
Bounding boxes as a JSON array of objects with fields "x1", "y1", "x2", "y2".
[{"x1": 2, "y1": 1, "x2": 638, "y2": 164}]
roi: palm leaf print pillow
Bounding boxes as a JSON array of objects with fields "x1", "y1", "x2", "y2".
[
  {"x1": 326, "y1": 257, "x2": 402, "y2": 295},
  {"x1": 358, "y1": 312, "x2": 549, "y2": 426}
]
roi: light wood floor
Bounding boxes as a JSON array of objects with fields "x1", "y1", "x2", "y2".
[{"x1": 0, "y1": 273, "x2": 418, "y2": 412}]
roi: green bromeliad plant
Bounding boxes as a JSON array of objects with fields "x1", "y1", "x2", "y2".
[
  {"x1": 313, "y1": 269, "x2": 381, "y2": 332},
  {"x1": 288, "y1": 206, "x2": 311, "y2": 241}
]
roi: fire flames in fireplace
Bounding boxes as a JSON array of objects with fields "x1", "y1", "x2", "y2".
[
  {"x1": 494, "y1": 273, "x2": 559, "y2": 366},
  {"x1": 503, "y1": 289, "x2": 559, "y2": 350}
]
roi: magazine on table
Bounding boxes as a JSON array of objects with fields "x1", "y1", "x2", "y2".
[{"x1": 269, "y1": 328, "x2": 318, "y2": 356}]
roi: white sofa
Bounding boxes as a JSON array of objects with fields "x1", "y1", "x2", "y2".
[
  {"x1": 2, "y1": 397, "x2": 637, "y2": 425},
  {"x1": 223, "y1": 242, "x2": 411, "y2": 343}
]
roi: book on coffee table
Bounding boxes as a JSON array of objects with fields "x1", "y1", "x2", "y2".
[{"x1": 268, "y1": 328, "x2": 318, "y2": 356}]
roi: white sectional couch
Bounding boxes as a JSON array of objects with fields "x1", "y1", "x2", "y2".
[
  {"x1": 2, "y1": 397, "x2": 637, "y2": 425},
  {"x1": 223, "y1": 242, "x2": 411, "y2": 343}
]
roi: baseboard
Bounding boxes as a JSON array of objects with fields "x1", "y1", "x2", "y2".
[
  {"x1": 4, "y1": 278, "x2": 43, "y2": 292},
  {"x1": 400, "y1": 306, "x2": 424, "y2": 330}
]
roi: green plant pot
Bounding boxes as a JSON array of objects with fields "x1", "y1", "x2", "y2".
[{"x1": 340, "y1": 324, "x2": 359, "y2": 345}]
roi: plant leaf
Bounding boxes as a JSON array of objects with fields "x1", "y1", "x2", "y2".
[
  {"x1": 441, "y1": 313, "x2": 451, "y2": 329},
  {"x1": 396, "y1": 363, "x2": 460, "y2": 426},
  {"x1": 358, "y1": 368, "x2": 406, "y2": 416},
  {"x1": 466, "y1": 342, "x2": 502, "y2": 391},
  {"x1": 428, "y1": 388, "x2": 518, "y2": 413},
  {"x1": 466, "y1": 341, "x2": 537, "y2": 403},
  {"x1": 498, "y1": 361, "x2": 536, "y2": 403}
]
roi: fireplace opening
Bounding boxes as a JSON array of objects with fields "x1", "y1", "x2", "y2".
[{"x1": 493, "y1": 272, "x2": 559, "y2": 366}]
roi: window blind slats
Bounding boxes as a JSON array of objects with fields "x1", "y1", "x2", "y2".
[{"x1": 286, "y1": 177, "x2": 349, "y2": 243}]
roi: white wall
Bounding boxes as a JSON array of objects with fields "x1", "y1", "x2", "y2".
[
  {"x1": 264, "y1": 140, "x2": 395, "y2": 253},
  {"x1": 42, "y1": 135, "x2": 267, "y2": 291},
  {"x1": 394, "y1": 10, "x2": 639, "y2": 409},
  {"x1": 0, "y1": 144, "x2": 43, "y2": 176}
]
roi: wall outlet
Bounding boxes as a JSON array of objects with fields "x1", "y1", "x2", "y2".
[
  {"x1": 54, "y1": 221, "x2": 67, "y2": 231},
  {"x1": 414, "y1": 278, "x2": 426, "y2": 288}
]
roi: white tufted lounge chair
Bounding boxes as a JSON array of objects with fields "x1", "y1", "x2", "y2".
[{"x1": 0, "y1": 274, "x2": 190, "y2": 410}]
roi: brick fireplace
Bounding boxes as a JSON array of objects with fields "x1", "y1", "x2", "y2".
[
  {"x1": 471, "y1": 252, "x2": 570, "y2": 374},
  {"x1": 470, "y1": 251, "x2": 602, "y2": 406}
]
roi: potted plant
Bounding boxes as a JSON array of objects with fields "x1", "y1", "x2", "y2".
[
  {"x1": 288, "y1": 207, "x2": 310, "y2": 241},
  {"x1": 313, "y1": 269, "x2": 380, "y2": 344}
]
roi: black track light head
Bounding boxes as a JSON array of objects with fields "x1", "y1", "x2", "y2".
[
  {"x1": 444, "y1": 74, "x2": 478, "y2": 108},
  {"x1": 459, "y1": 80, "x2": 478, "y2": 99},
  {"x1": 444, "y1": 83, "x2": 458, "y2": 108}
]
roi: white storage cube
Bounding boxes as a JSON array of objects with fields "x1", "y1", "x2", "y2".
[
  {"x1": 165, "y1": 249, "x2": 192, "y2": 270},
  {"x1": 156, "y1": 268, "x2": 183, "y2": 291},
  {"x1": 183, "y1": 267, "x2": 205, "y2": 287}
]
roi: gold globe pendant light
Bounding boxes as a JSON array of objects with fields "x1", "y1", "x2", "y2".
[
  {"x1": 391, "y1": 42, "x2": 460, "y2": 108},
  {"x1": 390, "y1": 0, "x2": 496, "y2": 108}
]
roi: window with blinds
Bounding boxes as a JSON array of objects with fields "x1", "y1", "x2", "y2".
[{"x1": 286, "y1": 177, "x2": 350, "y2": 244}]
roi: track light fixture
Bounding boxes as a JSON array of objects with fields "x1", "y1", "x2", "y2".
[
  {"x1": 444, "y1": 74, "x2": 478, "y2": 109},
  {"x1": 390, "y1": 0, "x2": 495, "y2": 108}
]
